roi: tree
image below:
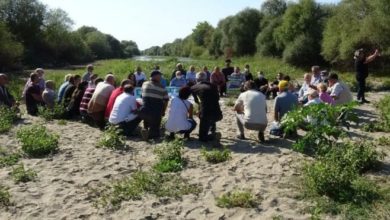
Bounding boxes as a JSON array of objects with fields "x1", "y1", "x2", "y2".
[
  {"x1": 121, "y1": 40, "x2": 140, "y2": 57},
  {"x1": 191, "y1": 21, "x2": 214, "y2": 48},
  {"x1": 261, "y1": 0, "x2": 287, "y2": 17},
  {"x1": 85, "y1": 31, "x2": 112, "y2": 59},
  {"x1": 0, "y1": 22, "x2": 23, "y2": 70}
]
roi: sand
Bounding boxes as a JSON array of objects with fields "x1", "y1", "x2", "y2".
[{"x1": 0, "y1": 92, "x2": 389, "y2": 220}]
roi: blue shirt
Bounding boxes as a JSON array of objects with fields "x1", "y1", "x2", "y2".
[
  {"x1": 274, "y1": 91, "x2": 298, "y2": 120},
  {"x1": 170, "y1": 77, "x2": 187, "y2": 87},
  {"x1": 57, "y1": 81, "x2": 69, "y2": 103}
]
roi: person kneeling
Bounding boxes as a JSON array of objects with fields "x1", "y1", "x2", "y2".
[
  {"x1": 165, "y1": 86, "x2": 197, "y2": 140},
  {"x1": 234, "y1": 81, "x2": 268, "y2": 143},
  {"x1": 108, "y1": 85, "x2": 142, "y2": 137}
]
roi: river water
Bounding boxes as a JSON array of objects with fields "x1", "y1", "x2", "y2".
[{"x1": 132, "y1": 56, "x2": 193, "y2": 62}]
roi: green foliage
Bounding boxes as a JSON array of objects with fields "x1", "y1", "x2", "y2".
[
  {"x1": 362, "y1": 95, "x2": 390, "y2": 132},
  {"x1": 10, "y1": 164, "x2": 37, "y2": 183},
  {"x1": 95, "y1": 171, "x2": 202, "y2": 209},
  {"x1": 153, "y1": 139, "x2": 186, "y2": 173},
  {"x1": 38, "y1": 104, "x2": 66, "y2": 121},
  {"x1": 97, "y1": 125, "x2": 126, "y2": 150},
  {"x1": 376, "y1": 136, "x2": 390, "y2": 146},
  {"x1": 0, "y1": 22, "x2": 23, "y2": 68},
  {"x1": 0, "y1": 107, "x2": 20, "y2": 133},
  {"x1": 16, "y1": 125, "x2": 59, "y2": 157},
  {"x1": 201, "y1": 147, "x2": 231, "y2": 164},
  {"x1": 225, "y1": 98, "x2": 235, "y2": 107},
  {"x1": 216, "y1": 189, "x2": 260, "y2": 208},
  {"x1": 0, "y1": 152, "x2": 20, "y2": 168},
  {"x1": 0, "y1": 185, "x2": 11, "y2": 207}
]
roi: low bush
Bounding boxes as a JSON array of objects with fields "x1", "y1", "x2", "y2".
[
  {"x1": 201, "y1": 147, "x2": 231, "y2": 164},
  {"x1": 97, "y1": 125, "x2": 126, "y2": 150},
  {"x1": 153, "y1": 139, "x2": 186, "y2": 173},
  {"x1": 16, "y1": 125, "x2": 59, "y2": 157},
  {"x1": 38, "y1": 104, "x2": 66, "y2": 121},
  {"x1": 0, "y1": 152, "x2": 20, "y2": 168},
  {"x1": 0, "y1": 107, "x2": 20, "y2": 133},
  {"x1": 377, "y1": 137, "x2": 390, "y2": 146},
  {"x1": 363, "y1": 96, "x2": 390, "y2": 132},
  {"x1": 95, "y1": 171, "x2": 202, "y2": 209},
  {"x1": 216, "y1": 189, "x2": 260, "y2": 208},
  {"x1": 10, "y1": 164, "x2": 37, "y2": 183},
  {"x1": 0, "y1": 185, "x2": 11, "y2": 207}
]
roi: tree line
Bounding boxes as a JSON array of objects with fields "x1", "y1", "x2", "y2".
[
  {"x1": 0, "y1": 0, "x2": 140, "y2": 71},
  {"x1": 142, "y1": 0, "x2": 390, "y2": 69}
]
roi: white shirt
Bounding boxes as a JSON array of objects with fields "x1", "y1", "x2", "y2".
[
  {"x1": 329, "y1": 81, "x2": 353, "y2": 105},
  {"x1": 304, "y1": 97, "x2": 321, "y2": 106},
  {"x1": 235, "y1": 90, "x2": 267, "y2": 125},
  {"x1": 109, "y1": 93, "x2": 138, "y2": 124},
  {"x1": 186, "y1": 71, "x2": 197, "y2": 82},
  {"x1": 298, "y1": 82, "x2": 310, "y2": 100},
  {"x1": 135, "y1": 72, "x2": 147, "y2": 84},
  {"x1": 165, "y1": 97, "x2": 192, "y2": 132}
]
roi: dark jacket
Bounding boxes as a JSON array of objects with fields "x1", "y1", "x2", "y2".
[
  {"x1": 0, "y1": 86, "x2": 14, "y2": 107},
  {"x1": 191, "y1": 81, "x2": 222, "y2": 120}
]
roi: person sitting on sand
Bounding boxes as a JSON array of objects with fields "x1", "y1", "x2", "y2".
[
  {"x1": 191, "y1": 72, "x2": 222, "y2": 142},
  {"x1": 310, "y1": 65, "x2": 322, "y2": 87},
  {"x1": 0, "y1": 73, "x2": 15, "y2": 108},
  {"x1": 186, "y1": 65, "x2": 197, "y2": 85},
  {"x1": 327, "y1": 73, "x2": 353, "y2": 106},
  {"x1": 170, "y1": 71, "x2": 187, "y2": 88},
  {"x1": 88, "y1": 74, "x2": 116, "y2": 129},
  {"x1": 268, "y1": 72, "x2": 283, "y2": 99},
  {"x1": 109, "y1": 85, "x2": 142, "y2": 137},
  {"x1": 298, "y1": 73, "x2": 312, "y2": 104},
  {"x1": 171, "y1": 63, "x2": 186, "y2": 80},
  {"x1": 134, "y1": 66, "x2": 147, "y2": 87},
  {"x1": 304, "y1": 89, "x2": 321, "y2": 107},
  {"x1": 165, "y1": 86, "x2": 197, "y2": 140},
  {"x1": 82, "y1": 64, "x2": 94, "y2": 83},
  {"x1": 254, "y1": 71, "x2": 269, "y2": 96},
  {"x1": 210, "y1": 66, "x2": 226, "y2": 97},
  {"x1": 317, "y1": 83, "x2": 334, "y2": 105},
  {"x1": 139, "y1": 70, "x2": 169, "y2": 140},
  {"x1": 243, "y1": 64, "x2": 253, "y2": 81},
  {"x1": 67, "y1": 81, "x2": 88, "y2": 117},
  {"x1": 62, "y1": 75, "x2": 81, "y2": 108},
  {"x1": 25, "y1": 73, "x2": 44, "y2": 116},
  {"x1": 42, "y1": 80, "x2": 56, "y2": 109},
  {"x1": 57, "y1": 74, "x2": 72, "y2": 103},
  {"x1": 234, "y1": 81, "x2": 267, "y2": 142},
  {"x1": 203, "y1": 66, "x2": 211, "y2": 82},
  {"x1": 274, "y1": 80, "x2": 298, "y2": 122},
  {"x1": 228, "y1": 66, "x2": 246, "y2": 89},
  {"x1": 104, "y1": 79, "x2": 132, "y2": 119},
  {"x1": 22, "y1": 68, "x2": 45, "y2": 99},
  {"x1": 80, "y1": 78, "x2": 104, "y2": 123}
]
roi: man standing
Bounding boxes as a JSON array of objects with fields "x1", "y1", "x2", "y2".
[
  {"x1": 88, "y1": 74, "x2": 115, "y2": 128},
  {"x1": 191, "y1": 72, "x2": 222, "y2": 142},
  {"x1": 109, "y1": 85, "x2": 142, "y2": 137},
  {"x1": 221, "y1": 59, "x2": 234, "y2": 96},
  {"x1": 0, "y1": 74, "x2": 15, "y2": 108},
  {"x1": 140, "y1": 70, "x2": 169, "y2": 140},
  {"x1": 234, "y1": 81, "x2": 267, "y2": 142},
  {"x1": 354, "y1": 48, "x2": 380, "y2": 104}
]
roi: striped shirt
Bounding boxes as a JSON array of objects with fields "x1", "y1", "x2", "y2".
[
  {"x1": 141, "y1": 81, "x2": 169, "y2": 115},
  {"x1": 79, "y1": 87, "x2": 95, "y2": 112}
]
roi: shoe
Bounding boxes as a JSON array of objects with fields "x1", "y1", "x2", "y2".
[
  {"x1": 362, "y1": 99, "x2": 370, "y2": 104},
  {"x1": 141, "y1": 129, "x2": 149, "y2": 141},
  {"x1": 258, "y1": 132, "x2": 265, "y2": 143},
  {"x1": 183, "y1": 133, "x2": 190, "y2": 140},
  {"x1": 214, "y1": 132, "x2": 222, "y2": 141},
  {"x1": 166, "y1": 132, "x2": 175, "y2": 141},
  {"x1": 236, "y1": 134, "x2": 246, "y2": 140}
]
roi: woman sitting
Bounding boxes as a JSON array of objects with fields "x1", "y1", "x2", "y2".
[{"x1": 165, "y1": 86, "x2": 197, "y2": 139}]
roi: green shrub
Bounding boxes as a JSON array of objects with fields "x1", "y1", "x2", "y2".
[
  {"x1": 10, "y1": 164, "x2": 37, "y2": 183},
  {"x1": 225, "y1": 98, "x2": 235, "y2": 107},
  {"x1": 377, "y1": 137, "x2": 390, "y2": 146},
  {"x1": 153, "y1": 139, "x2": 186, "y2": 172},
  {"x1": 201, "y1": 147, "x2": 231, "y2": 164},
  {"x1": 97, "y1": 125, "x2": 126, "y2": 150},
  {"x1": 216, "y1": 189, "x2": 260, "y2": 208},
  {"x1": 0, "y1": 185, "x2": 11, "y2": 207},
  {"x1": 0, "y1": 152, "x2": 20, "y2": 168},
  {"x1": 96, "y1": 171, "x2": 202, "y2": 208},
  {"x1": 0, "y1": 107, "x2": 20, "y2": 133},
  {"x1": 38, "y1": 104, "x2": 66, "y2": 121},
  {"x1": 16, "y1": 125, "x2": 59, "y2": 157}
]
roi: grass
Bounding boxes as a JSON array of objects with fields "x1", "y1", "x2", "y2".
[
  {"x1": 216, "y1": 189, "x2": 261, "y2": 208},
  {"x1": 10, "y1": 164, "x2": 37, "y2": 183},
  {"x1": 0, "y1": 107, "x2": 20, "y2": 134},
  {"x1": 94, "y1": 170, "x2": 202, "y2": 209},
  {"x1": 153, "y1": 139, "x2": 186, "y2": 173},
  {"x1": 225, "y1": 98, "x2": 235, "y2": 107},
  {"x1": 363, "y1": 95, "x2": 390, "y2": 132},
  {"x1": 201, "y1": 147, "x2": 232, "y2": 164},
  {"x1": 38, "y1": 104, "x2": 66, "y2": 121},
  {"x1": 16, "y1": 125, "x2": 59, "y2": 157},
  {"x1": 97, "y1": 125, "x2": 127, "y2": 150},
  {"x1": 0, "y1": 152, "x2": 20, "y2": 168},
  {"x1": 376, "y1": 136, "x2": 390, "y2": 146},
  {"x1": 0, "y1": 185, "x2": 11, "y2": 207},
  {"x1": 57, "y1": 119, "x2": 67, "y2": 125}
]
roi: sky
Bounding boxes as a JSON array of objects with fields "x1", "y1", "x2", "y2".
[{"x1": 40, "y1": 0, "x2": 340, "y2": 50}]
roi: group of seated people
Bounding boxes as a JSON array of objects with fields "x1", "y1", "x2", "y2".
[{"x1": 0, "y1": 62, "x2": 353, "y2": 143}]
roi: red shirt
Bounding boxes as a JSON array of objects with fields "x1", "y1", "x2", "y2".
[{"x1": 104, "y1": 87, "x2": 124, "y2": 119}]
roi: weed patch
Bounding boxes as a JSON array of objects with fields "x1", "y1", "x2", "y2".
[
  {"x1": 97, "y1": 125, "x2": 126, "y2": 150},
  {"x1": 16, "y1": 125, "x2": 59, "y2": 157},
  {"x1": 201, "y1": 147, "x2": 231, "y2": 164},
  {"x1": 0, "y1": 185, "x2": 11, "y2": 207},
  {"x1": 0, "y1": 107, "x2": 20, "y2": 133},
  {"x1": 0, "y1": 152, "x2": 20, "y2": 168},
  {"x1": 153, "y1": 139, "x2": 186, "y2": 172},
  {"x1": 216, "y1": 189, "x2": 260, "y2": 208},
  {"x1": 38, "y1": 104, "x2": 66, "y2": 121},
  {"x1": 10, "y1": 164, "x2": 37, "y2": 183}
]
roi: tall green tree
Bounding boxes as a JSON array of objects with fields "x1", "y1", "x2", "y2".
[{"x1": 0, "y1": 22, "x2": 23, "y2": 70}]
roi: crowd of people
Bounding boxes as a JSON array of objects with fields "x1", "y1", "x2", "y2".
[{"x1": 0, "y1": 49, "x2": 378, "y2": 142}]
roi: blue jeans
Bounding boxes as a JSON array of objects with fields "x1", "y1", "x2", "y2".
[{"x1": 178, "y1": 118, "x2": 197, "y2": 135}]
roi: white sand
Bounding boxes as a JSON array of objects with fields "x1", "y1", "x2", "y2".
[{"x1": 0, "y1": 92, "x2": 389, "y2": 220}]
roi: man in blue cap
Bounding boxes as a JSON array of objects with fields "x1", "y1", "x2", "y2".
[{"x1": 139, "y1": 70, "x2": 169, "y2": 140}]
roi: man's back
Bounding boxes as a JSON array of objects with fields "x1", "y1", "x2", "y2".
[
  {"x1": 237, "y1": 90, "x2": 267, "y2": 125},
  {"x1": 274, "y1": 91, "x2": 298, "y2": 119},
  {"x1": 191, "y1": 82, "x2": 221, "y2": 119},
  {"x1": 142, "y1": 81, "x2": 168, "y2": 115}
]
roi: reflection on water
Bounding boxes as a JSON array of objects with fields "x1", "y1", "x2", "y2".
[{"x1": 132, "y1": 56, "x2": 193, "y2": 62}]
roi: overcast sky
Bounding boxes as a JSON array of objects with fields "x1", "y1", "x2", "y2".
[{"x1": 40, "y1": 0, "x2": 341, "y2": 50}]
